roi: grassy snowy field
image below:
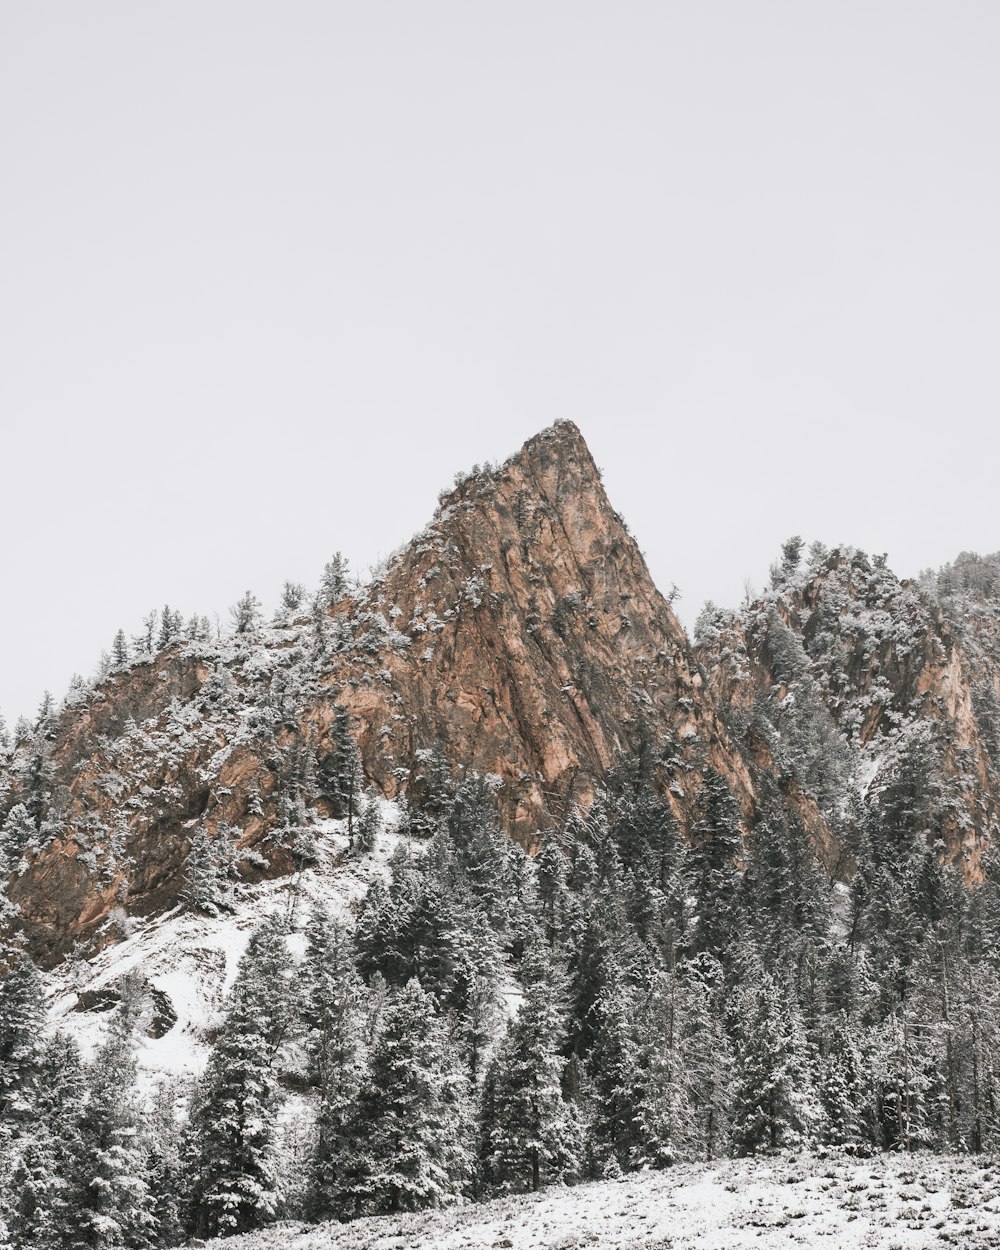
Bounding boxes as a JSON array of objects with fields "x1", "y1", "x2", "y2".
[{"x1": 195, "y1": 1152, "x2": 1000, "y2": 1249}]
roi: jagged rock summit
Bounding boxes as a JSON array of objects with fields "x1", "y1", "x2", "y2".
[
  {"x1": 340, "y1": 420, "x2": 752, "y2": 827},
  {"x1": 0, "y1": 421, "x2": 751, "y2": 964}
]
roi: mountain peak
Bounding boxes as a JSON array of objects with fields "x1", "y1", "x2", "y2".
[
  {"x1": 431, "y1": 419, "x2": 601, "y2": 522},
  {"x1": 504, "y1": 420, "x2": 602, "y2": 500},
  {"x1": 347, "y1": 416, "x2": 751, "y2": 835},
  {"x1": 516, "y1": 417, "x2": 591, "y2": 461},
  {"x1": 4, "y1": 419, "x2": 755, "y2": 960}
]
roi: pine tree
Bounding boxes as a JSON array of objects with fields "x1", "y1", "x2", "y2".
[
  {"x1": 568, "y1": 895, "x2": 642, "y2": 1060},
  {"x1": 536, "y1": 835, "x2": 572, "y2": 947},
  {"x1": 740, "y1": 814, "x2": 793, "y2": 961},
  {"x1": 868, "y1": 1013, "x2": 937, "y2": 1151},
  {"x1": 0, "y1": 946, "x2": 48, "y2": 1248},
  {"x1": 350, "y1": 978, "x2": 469, "y2": 1214},
  {"x1": 6, "y1": 1135, "x2": 64, "y2": 1250},
  {"x1": 969, "y1": 845, "x2": 1000, "y2": 958},
  {"x1": 355, "y1": 794, "x2": 382, "y2": 855},
  {"x1": 317, "y1": 706, "x2": 361, "y2": 821},
  {"x1": 445, "y1": 778, "x2": 521, "y2": 930},
  {"x1": 587, "y1": 970, "x2": 643, "y2": 1170},
  {"x1": 817, "y1": 1014, "x2": 868, "y2": 1148},
  {"x1": 482, "y1": 942, "x2": 579, "y2": 1193},
  {"x1": 303, "y1": 906, "x2": 366, "y2": 1219},
  {"x1": 616, "y1": 790, "x2": 689, "y2": 962},
  {"x1": 739, "y1": 806, "x2": 830, "y2": 973},
  {"x1": 354, "y1": 873, "x2": 409, "y2": 986},
  {"x1": 0, "y1": 943, "x2": 46, "y2": 1123},
  {"x1": 180, "y1": 827, "x2": 226, "y2": 915},
  {"x1": 730, "y1": 962, "x2": 820, "y2": 1154},
  {"x1": 318, "y1": 553, "x2": 350, "y2": 609},
  {"x1": 780, "y1": 534, "x2": 804, "y2": 577},
  {"x1": 78, "y1": 1005, "x2": 156, "y2": 1249},
  {"x1": 0, "y1": 805, "x2": 37, "y2": 876},
  {"x1": 230, "y1": 590, "x2": 262, "y2": 636},
  {"x1": 112, "y1": 630, "x2": 130, "y2": 669},
  {"x1": 3, "y1": 1030, "x2": 85, "y2": 1250},
  {"x1": 145, "y1": 1085, "x2": 185, "y2": 1249},
  {"x1": 140, "y1": 610, "x2": 157, "y2": 654},
  {"x1": 689, "y1": 769, "x2": 744, "y2": 962},
  {"x1": 406, "y1": 749, "x2": 455, "y2": 837},
  {"x1": 280, "y1": 581, "x2": 305, "y2": 613},
  {"x1": 156, "y1": 606, "x2": 174, "y2": 651},
  {"x1": 636, "y1": 957, "x2": 733, "y2": 1166},
  {"x1": 354, "y1": 840, "x2": 501, "y2": 1026},
  {"x1": 35, "y1": 692, "x2": 54, "y2": 734},
  {"x1": 186, "y1": 918, "x2": 292, "y2": 1238}
]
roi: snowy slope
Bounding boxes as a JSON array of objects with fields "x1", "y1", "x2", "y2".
[
  {"x1": 43, "y1": 800, "x2": 407, "y2": 1088},
  {"x1": 188, "y1": 1151, "x2": 1000, "y2": 1250}
]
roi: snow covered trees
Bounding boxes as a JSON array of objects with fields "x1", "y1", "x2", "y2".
[
  {"x1": 0, "y1": 945, "x2": 46, "y2": 1121},
  {"x1": 635, "y1": 960, "x2": 733, "y2": 1165},
  {"x1": 230, "y1": 590, "x2": 262, "y2": 636},
  {"x1": 180, "y1": 827, "x2": 228, "y2": 915},
  {"x1": 689, "y1": 770, "x2": 743, "y2": 961},
  {"x1": 304, "y1": 906, "x2": 366, "y2": 1219},
  {"x1": 4, "y1": 1032, "x2": 86, "y2": 1250},
  {"x1": 482, "y1": 942, "x2": 579, "y2": 1193},
  {"x1": 316, "y1": 705, "x2": 362, "y2": 821},
  {"x1": 730, "y1": 963, "x2": 820, "y2": 1153},
  {"x1": 350, "y1": 978, "x2": 469, "y2": 1213},
  {"x1": 0, "y1": 945, "x2": 87, "y2": 1250},
  {"x1": 186, "y1": 919, "x2": 292, "y2": 1238},
  {"x1": 77, "y1": 1006, "x2": 156, "y2": 1248},
  {"x1": 10, "y1": 719, "x2": 1000, "y2": 1245},
  {"x1": 318, "y1": 553, "x2": 350, "y2": 609},
  {"x1": 111, "y1": 629, "x2": 130, "y2": 669},
  {"x1": 0, "y1": 804, "x2": 36, "y2": 875}
]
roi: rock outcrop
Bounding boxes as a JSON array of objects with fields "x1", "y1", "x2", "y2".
[
  {"x1": 0, "y1": 422, "x2": 756, "y2": 963},
  {"x1": 696, "y1": 547, "x2": 1000, "y2": 880},
  {"x1": 331, "y1": 421, "x2": 753, "y2": 831},
  {"x1": 5, "y1": 425, "x2": 1000, "y2": 965}
]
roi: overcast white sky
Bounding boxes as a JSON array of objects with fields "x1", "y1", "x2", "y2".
[{"x1": 2, "y1": 3, "x2": 999, "y2": 723}]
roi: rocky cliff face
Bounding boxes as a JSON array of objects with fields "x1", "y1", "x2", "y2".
[
  {"x1": 695, "y1": 546, "x2": 1000, "y2": 880},
  {"x1": 0, "y1": 422, "x2": 756, "y2": 964},
  {"x1": 331, "y1": 421, "x2": 753, "y2": 830}
]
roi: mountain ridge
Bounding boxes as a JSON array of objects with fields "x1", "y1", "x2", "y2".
[
  {"x1": 0, "y1": 421, "x2": 754, "y2": 963},
  {"x1": 2, "y1": 422, "x2": 999, "y2": 966}
]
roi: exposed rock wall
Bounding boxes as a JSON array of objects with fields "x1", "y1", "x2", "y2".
[
  {"x1": 696, "y1": 548, "x2": 1000, "y2": 880},
  {"x1": 0, "y1": 422, "x2": 758, "y2": 963},
  {"x1": 330, "y1": 421, "x2": 754, "y2": 832}
]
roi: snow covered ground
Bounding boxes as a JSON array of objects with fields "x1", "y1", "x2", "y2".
[
  {"x1": 44, "y1": 800, "x2": 408, "y2": 1088},
  {"x1": 190, "y1": 1151, "x2": 1000, "y2": 1250}
]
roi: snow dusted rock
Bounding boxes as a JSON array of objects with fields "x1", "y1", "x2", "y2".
[
  {"x1": 5, "y1": 419, "x2": 1000, "y2": 976},
  {"x1": 697, "y1": 546, "x2": 1000, "y2": 880},
  {"x1": 43, "y1": 806, "x2": 410, "y2": 1083},
  {"x1": 3, "y1": 421, "x2": 758, "y2": 965}
]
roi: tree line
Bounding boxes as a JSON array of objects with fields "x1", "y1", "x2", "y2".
[{"x1": 4, "y1": 754, "x2": 1000, "y2": 1247}]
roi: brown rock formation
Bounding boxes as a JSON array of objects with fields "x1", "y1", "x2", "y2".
[
  {"x1": 1, "y1": 421, "x2": 758, "y2": 963},
  {"x1": 696, "y1": 547, "x2": 1000, "y2": 880},
  {"x1": 331, "y1": 421, "x2": 754, "y2": 832}
]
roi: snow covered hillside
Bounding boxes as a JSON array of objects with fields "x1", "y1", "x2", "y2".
[
  {"x1": 43, "y1": 801, "x2": 407, "y2": 1085},
  {"x1": 191, "y1": 1151, "x2": 1000, "y2": 1250}
]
